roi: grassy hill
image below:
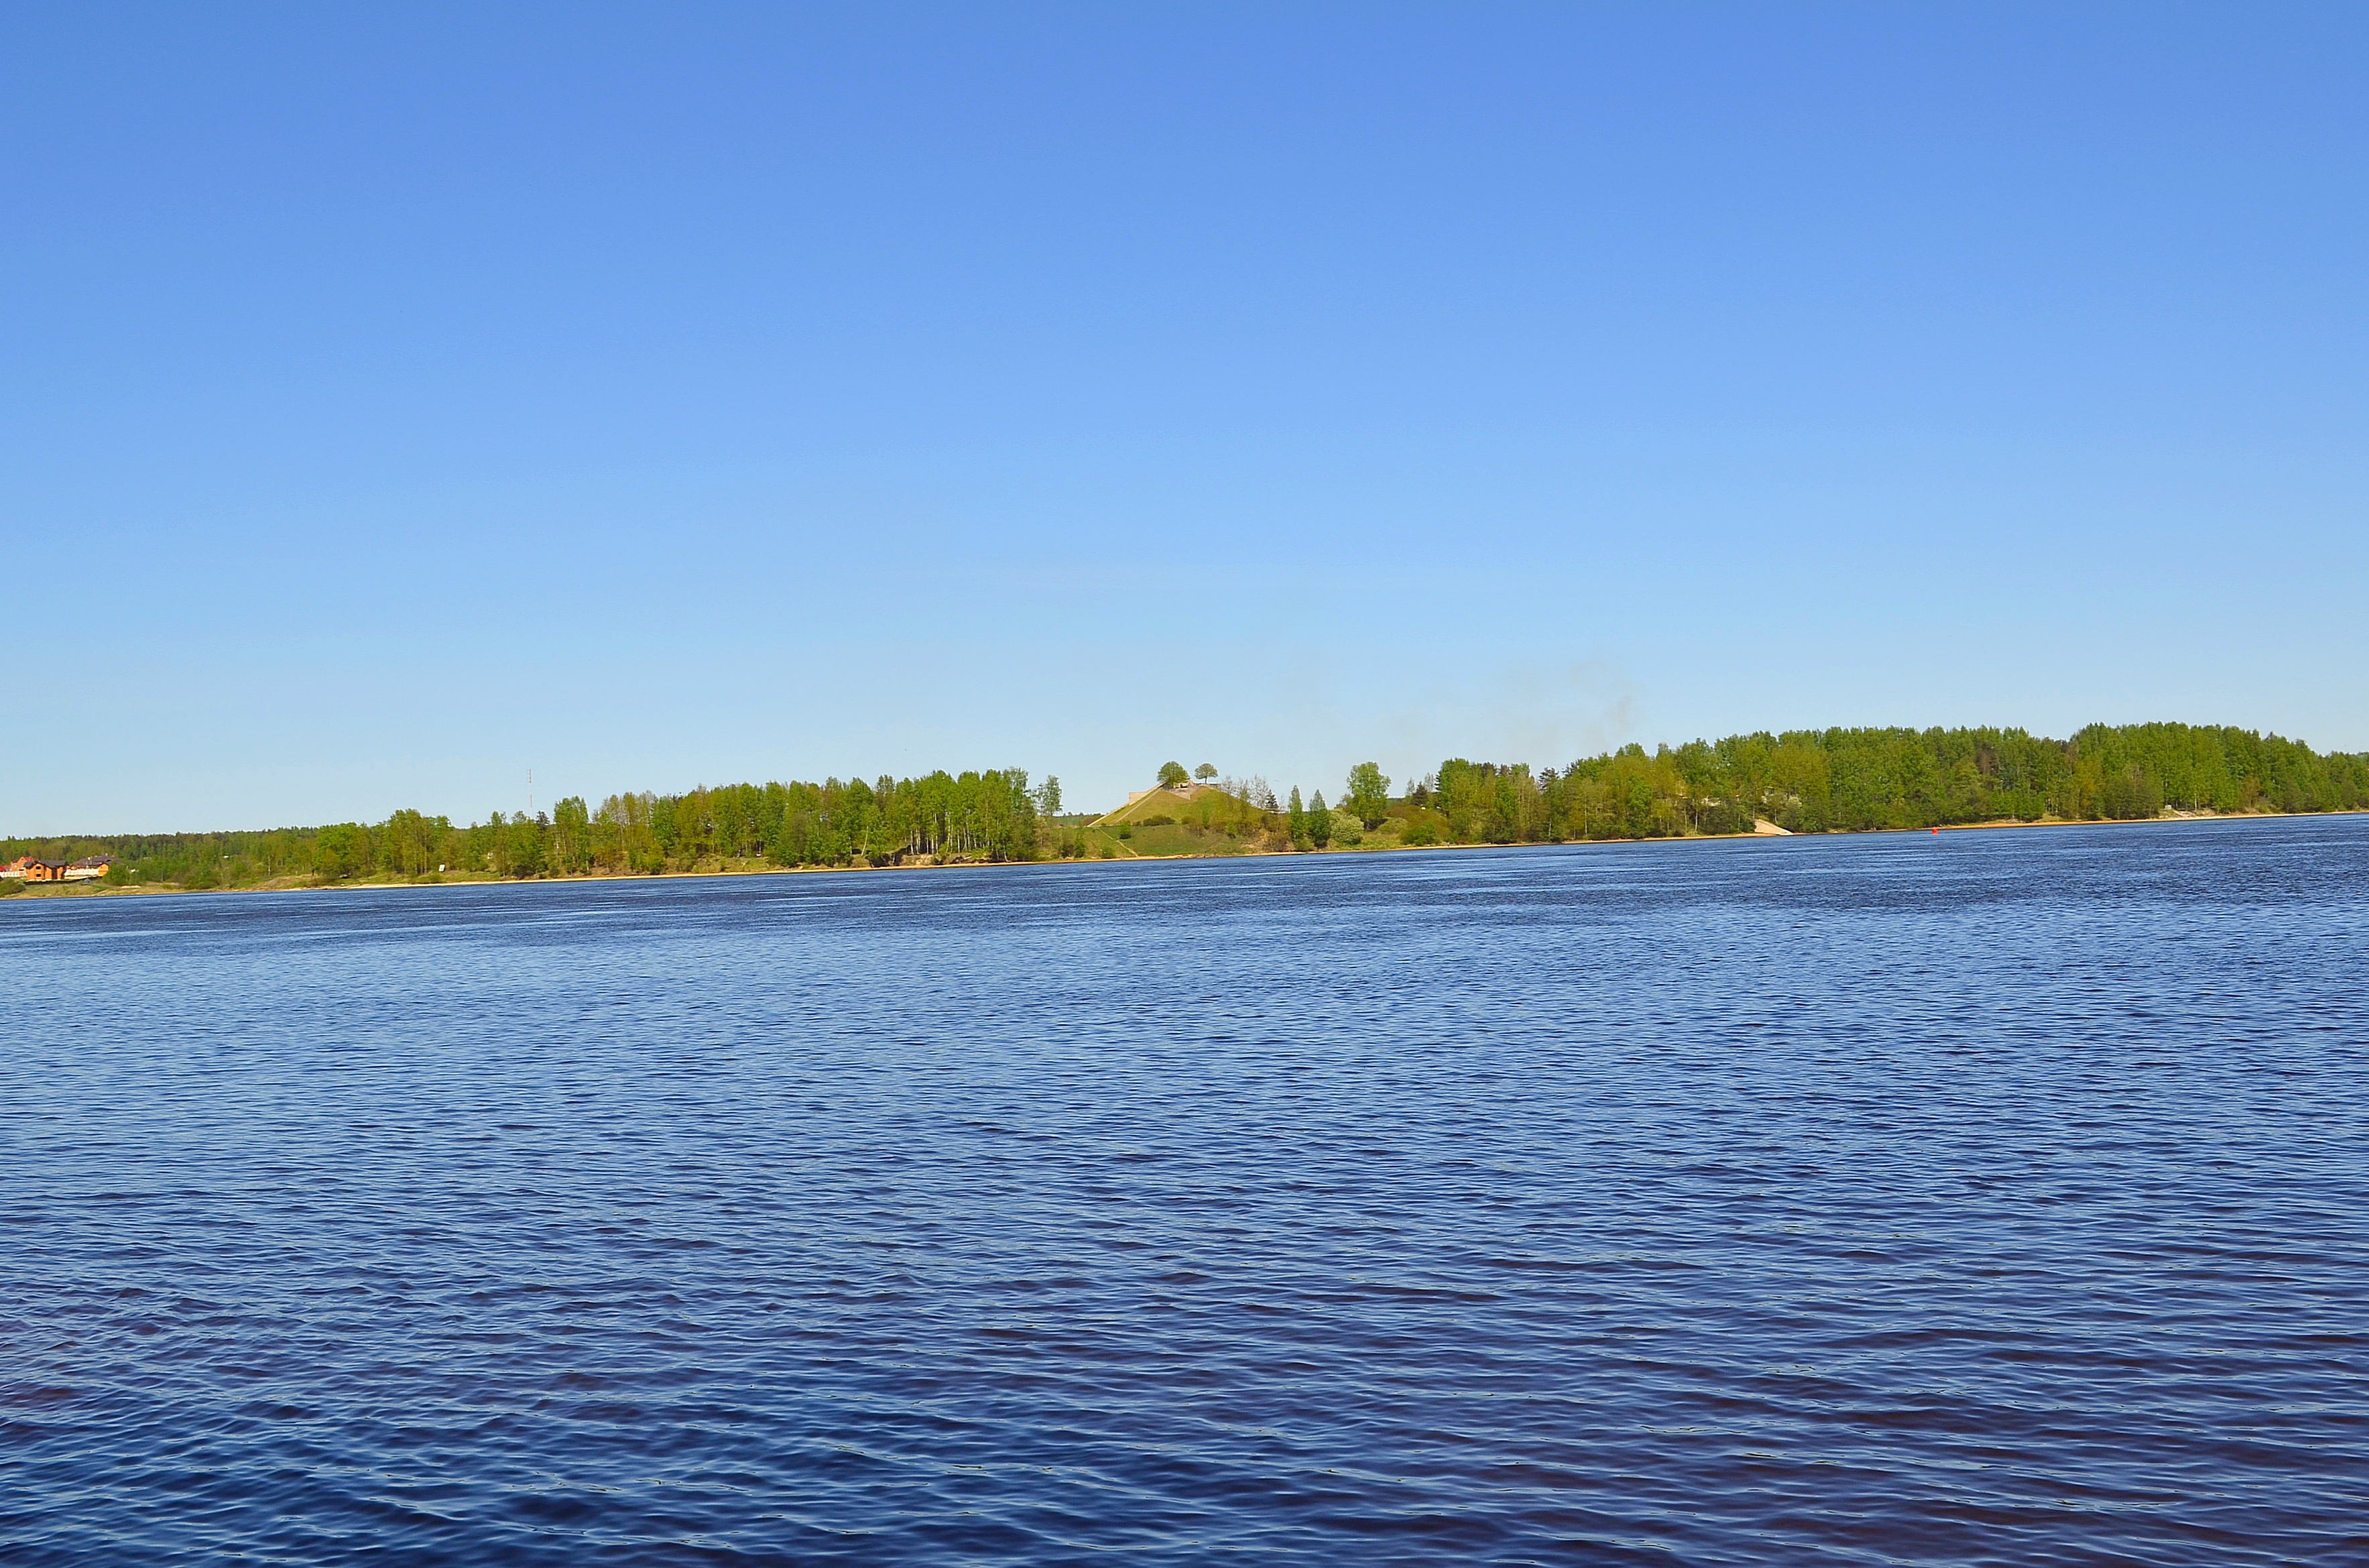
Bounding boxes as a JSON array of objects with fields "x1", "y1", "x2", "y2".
[
  {"x1": 1087, "y1": 783, "x2": 1289, "y2": 856},
  {"x1": 1094, "y1": 783, "x2": 1248, "y2": 829}
]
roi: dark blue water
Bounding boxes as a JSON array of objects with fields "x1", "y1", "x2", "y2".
[{"x1": 4, "y1": 818, "x2": 2366, "y2": 1565}]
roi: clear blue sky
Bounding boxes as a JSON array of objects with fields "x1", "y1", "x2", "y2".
[{"x1": 5, "y1": 4, "x2": 2364, "y2": 833}]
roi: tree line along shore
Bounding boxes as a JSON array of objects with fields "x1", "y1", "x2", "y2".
[{"x1": 5, "y1": 721, "x2": 2364, "y2": 896}]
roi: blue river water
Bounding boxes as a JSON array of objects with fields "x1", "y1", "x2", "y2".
[{"x1": 3, "y1": 817, "x2": 2366, "y2": 1565}]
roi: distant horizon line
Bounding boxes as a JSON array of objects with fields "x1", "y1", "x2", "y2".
[{"x1": 7, "y1": 717, "x2": 2364, "y2": 844}]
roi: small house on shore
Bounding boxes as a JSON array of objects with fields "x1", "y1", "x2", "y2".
[{"x1": 3, "y1": 856, "x2": 108, "y2": 883}]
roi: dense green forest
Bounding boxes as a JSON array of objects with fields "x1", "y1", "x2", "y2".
[
  {"x1": 5, "y1": 769, "x2": 1047, "y2": 890},
  {"x1": 1399, "y1": 722, "x2": 2369, "y2": 845},
  {"x1": 5, "y1": 723, "x2": 2364, "y2": 892}
]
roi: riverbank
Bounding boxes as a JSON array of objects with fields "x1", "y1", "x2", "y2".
[{"x1": 6, "y1": 804, "x2": 2356, "y2": 902}]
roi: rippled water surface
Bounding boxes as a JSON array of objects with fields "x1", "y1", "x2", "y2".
[{"x1": 4, "y1": 818, "x2": 2366, "y2": 1565}]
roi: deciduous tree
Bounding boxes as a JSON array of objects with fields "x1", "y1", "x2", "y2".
[{"x1": 1344, "y1": 762, "x2": 1391, "y2": 828}]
